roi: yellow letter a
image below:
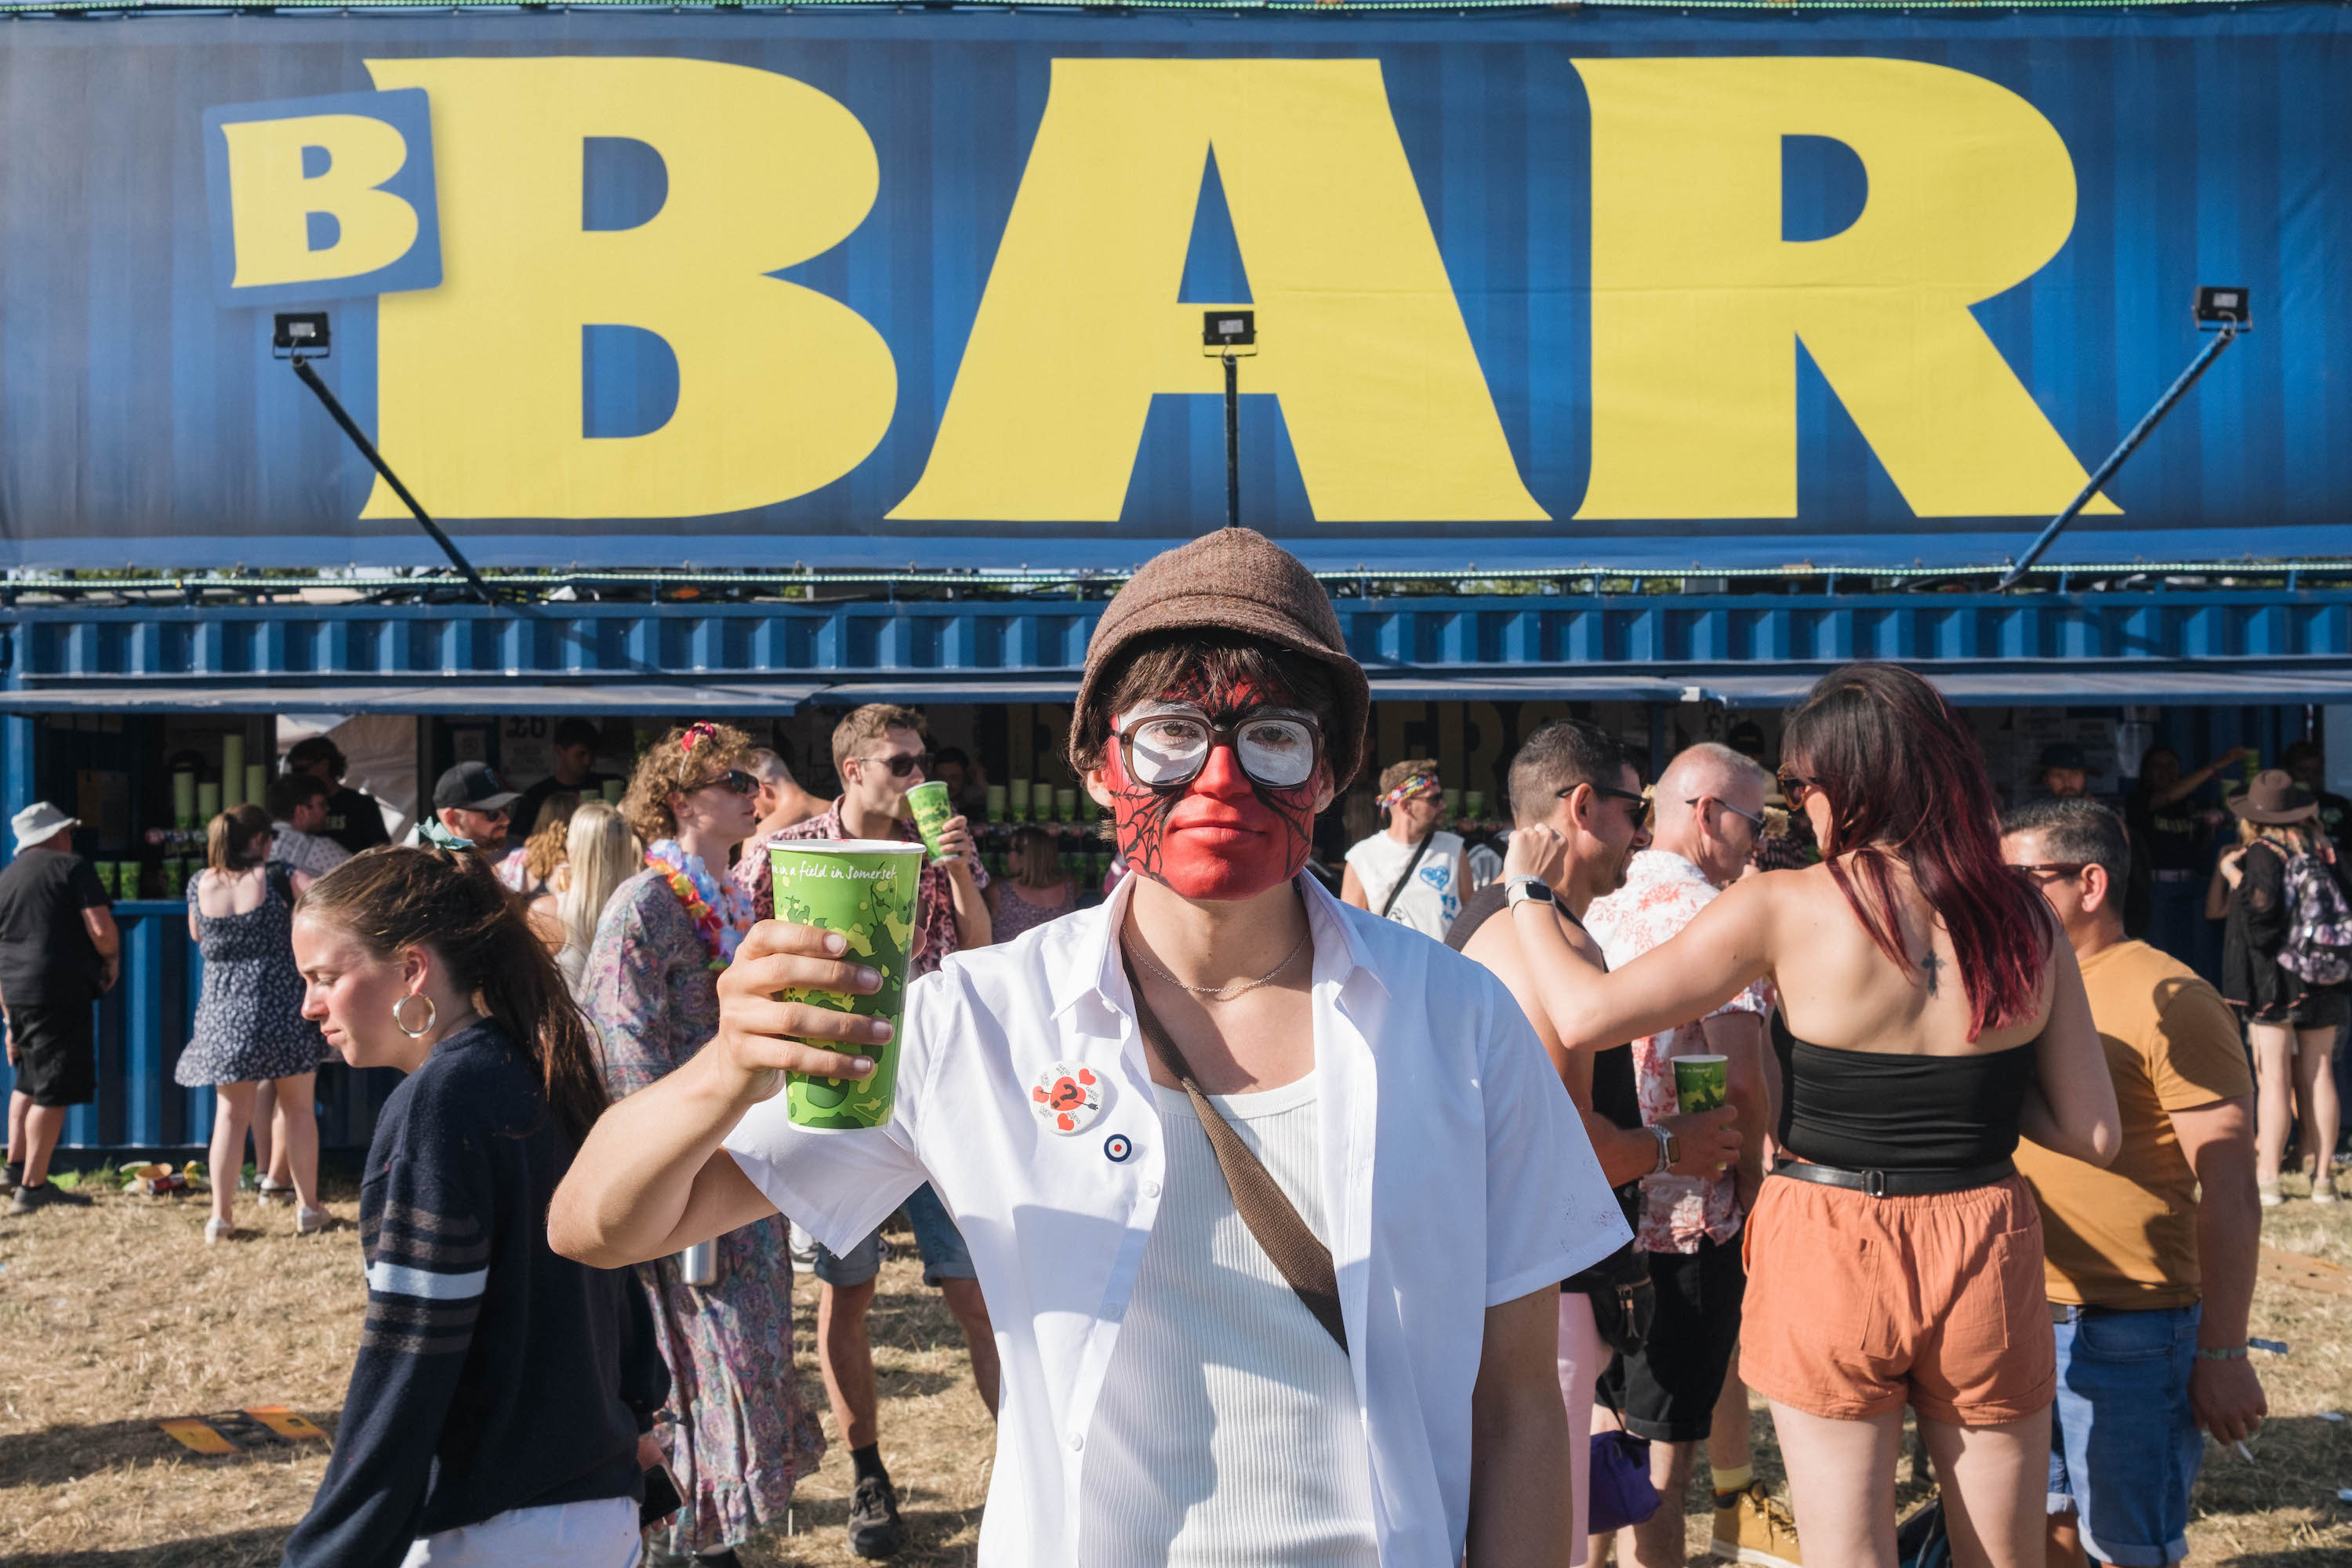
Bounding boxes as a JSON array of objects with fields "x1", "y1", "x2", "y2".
[
  {"x1": 1573, "y1": 56, "x2": 2114, "y2": 521},
  {"x1": 891, "y1": 59, "x2": 1543, "y2": 524},
  {"x1": 360, "y1": 57, "x2": 895, "y2": 521}
]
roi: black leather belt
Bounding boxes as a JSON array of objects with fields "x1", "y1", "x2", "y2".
[{"x1": 1772, "y1": 1158, "x2": 2016, "y2": 1198}]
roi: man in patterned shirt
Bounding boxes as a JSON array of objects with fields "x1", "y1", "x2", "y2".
[
  {"x1": 732, "y1": 703, "x2": 993, "y2": 1559},
  {"x1": 267, "y1": 772, "x2": 353, "y2": 879},
  {"x1": 1583, "y1": 742, "x2": 1792, "y2": 1568}
]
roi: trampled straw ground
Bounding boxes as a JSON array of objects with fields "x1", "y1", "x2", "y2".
[{"x1": 0, "y1": 1169, "x2": 2344, "y2": 1565}]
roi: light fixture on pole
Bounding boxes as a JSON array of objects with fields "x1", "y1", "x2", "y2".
[
  {"x1": 1998, "y1": 286, "x2": 2249, "y2": 590},
  {"x1": 272, "y1": 311, "x2": 499, "y2": 607},
  {"x1": 1202, "y1": 310, "x2": 1258, "y2": 534}
]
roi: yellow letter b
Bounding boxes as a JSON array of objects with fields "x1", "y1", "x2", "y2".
[{"x1": 358, "y1": 57, "x2": 895, "y2": 522}]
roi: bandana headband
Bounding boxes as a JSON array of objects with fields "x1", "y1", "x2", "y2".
[{"x1": 1381, "y1": 773, "x2": 1442, "y2": 813}]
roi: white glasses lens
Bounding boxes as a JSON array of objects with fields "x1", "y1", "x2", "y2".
[
  {"x1": 1129, "y1": 717, "x2": 1210, "y2": 786},
  {"x1": 1237, "y1": 720, "x2": 1316, "y2": 787}
]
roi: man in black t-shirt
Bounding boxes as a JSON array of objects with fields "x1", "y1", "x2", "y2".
[
  {"x1": 0, "y1": 802, "x2": 118, "y2": 1211},
  {"x1": 2284, "y1": 741, "x2": 2350, "y2": 845},
  {"x1": 287, "y1": 736, "x2": 393, "y2": 857},
  {"x1": 2125, "y1": 746, "x2": 2248, "y2": 965},
  {"x1": 509, "y1": 718, "x2": 615, "y2": 848}
]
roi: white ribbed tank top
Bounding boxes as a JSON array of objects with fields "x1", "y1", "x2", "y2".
[{"x1": 1078, "y1": 1072, "x2": 1380, "y2": 1566}]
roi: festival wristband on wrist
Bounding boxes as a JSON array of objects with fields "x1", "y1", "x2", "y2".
[{"x1": 2192, "y1": 1345, "x2": 2249, "y2": 1361}]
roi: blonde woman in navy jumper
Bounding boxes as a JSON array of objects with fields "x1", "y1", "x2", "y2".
[{"x1": 284, "y1": 848, "x2": 669, "y2": 1568}]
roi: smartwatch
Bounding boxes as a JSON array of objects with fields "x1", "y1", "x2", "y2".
[
  {"x1": 1505, "y1": 877, "x2": 1556, "y2": 909},
  {"x1": 1649, "y1": 1124, "x2": 1679, "y2": 1175}
]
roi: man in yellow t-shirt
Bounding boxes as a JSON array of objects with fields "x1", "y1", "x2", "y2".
[{"x1": 2002, "y1": 798, "x2": 2266, "y2": 1568}]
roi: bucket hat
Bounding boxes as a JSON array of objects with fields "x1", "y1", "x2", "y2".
[
  {"x1": 2228, "y1": 768, "x2": 2318, "y2": 826},
  {"x1": 10, "y1": 801, "x2": 78, "y2": 852},
  {"x1": 1069, "y1": 528, "x2": 1370, "y2": 790}
]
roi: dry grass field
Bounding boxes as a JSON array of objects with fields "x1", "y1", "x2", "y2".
[{"x1": 0, "y1": 1165, "x2": 2346, "y2": 1566}]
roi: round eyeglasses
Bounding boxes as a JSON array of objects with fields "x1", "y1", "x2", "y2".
[{"x1": 1117, "y1": 708, "x2": 1323, "y2": 791}]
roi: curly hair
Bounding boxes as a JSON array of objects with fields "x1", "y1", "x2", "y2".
[
  {"x1": 521, "y1": 793, "x2": 580, "y2": 884},
  {"x1": 620, "y1": 724, "x2": 754, "y2": 845}
]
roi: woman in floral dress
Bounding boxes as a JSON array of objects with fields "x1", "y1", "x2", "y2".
[{"x1": 581, "y1": 723, "x2": 824, "y2": 1566}]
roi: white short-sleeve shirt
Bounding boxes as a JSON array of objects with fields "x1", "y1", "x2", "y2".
[{"x1": 724, "y1": 873, "x2": 1627, "y2": 1567}]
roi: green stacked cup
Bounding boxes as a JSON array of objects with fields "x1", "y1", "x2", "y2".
[{"x1": 770, "y1": 839, "x2": 925, "y2": 1131}]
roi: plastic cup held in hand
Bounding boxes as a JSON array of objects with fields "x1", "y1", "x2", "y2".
[
  {"x1": 770, "y1": 840, "x2": 924, "y2": 1132},
  {"x1": 906, "y1": 780, "x2": 959, "y2": 864},
  {"x1": 1673, "y1": 1054, "x2": 1729, "y2": 1115}
]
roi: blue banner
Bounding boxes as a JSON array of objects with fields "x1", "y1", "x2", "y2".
[{"x1": 0, "y1": 5, "x2": 2345, "y2": 569}]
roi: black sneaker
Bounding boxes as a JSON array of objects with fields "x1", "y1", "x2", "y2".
[
  {"x1": 847, "y1": 1473, "x2": 909, "y2": 1559},
  {"x1": 11, "y1": 1181, "x2": 93, "y2": 1214},
  {"x1": 2, "y1": 1161, "x2": 20, "y2": 1192}
]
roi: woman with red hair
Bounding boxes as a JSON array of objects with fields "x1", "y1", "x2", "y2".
[{"x1": 1503, "y1": 662, "x2": 2119, "y2": 1568}]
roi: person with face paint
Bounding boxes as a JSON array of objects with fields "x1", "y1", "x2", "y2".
[
  {"x1": 1341, "y1": 758, "x2": 1468, "y2": 939},
  {"x1": 550, "y1": 528, "x2": 1629, "y2": 1568}
]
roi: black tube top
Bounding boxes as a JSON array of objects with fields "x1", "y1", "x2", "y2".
[{"x1": 1770, "y1": 1014, "x2": 2035, "y2": 1171}]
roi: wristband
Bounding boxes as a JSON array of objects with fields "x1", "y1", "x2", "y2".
[{"x1": 2192, "y1": 1345, "x2": 2248, "y2": 1361}]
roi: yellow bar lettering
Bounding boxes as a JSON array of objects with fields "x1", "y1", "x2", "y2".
[
  {"x1": 359, "y1": 57, "x2": 895, "y2": 521},
  {"x1": 223, "y1": 114, "x2": 418, "y2": 289},
  {"x1": 891, "y1": 59, "x2": 1544, "y2": 524},
  {"x1": 1572, "y1": 56, "x2": 2114, "y2": 521}
]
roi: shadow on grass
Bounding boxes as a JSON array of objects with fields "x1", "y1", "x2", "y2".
[
  {"x1": 0, "y1": 1414, "x2": 341, "y2": 1490},
  {"x1": 753, "y1": 1499, "x2": 978, "y2": 1560},
  {"x1": 0, "y1": 1523, "x2": 288, "y2": 1566}
]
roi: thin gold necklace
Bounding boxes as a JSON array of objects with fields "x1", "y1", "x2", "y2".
[{"x1": 1125, "y1": 928, "x2": 1309, "y2": 1003}]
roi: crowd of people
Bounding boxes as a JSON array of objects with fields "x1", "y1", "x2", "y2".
[{"x1": 0, "y1": 526, "x2": 2336, "y2": 1566}]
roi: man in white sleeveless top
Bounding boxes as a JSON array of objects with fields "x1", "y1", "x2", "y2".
[
  {"x1": 552, "y1": 528, "x2": 1627, "y2": 1567},
  {"x1": 1341, "y1": 758, "x2": 1468, "y2": 940}
]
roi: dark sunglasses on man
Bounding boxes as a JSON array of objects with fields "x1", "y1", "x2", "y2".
[
  {"x1": 1562, "y1": 780, "x2": 1650, "y2": 826},
  {"x1": 857, "y1": 751, "x2": 934, "y2": 780}
]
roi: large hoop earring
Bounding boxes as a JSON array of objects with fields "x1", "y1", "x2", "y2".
[{"x1": 392, "y1": 993, "x2": 437, "y2": 1039}]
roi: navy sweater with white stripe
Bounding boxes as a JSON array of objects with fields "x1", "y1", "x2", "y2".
[{"x1": 283, "y1": 1020, "x2": 667, "y2": 1568}]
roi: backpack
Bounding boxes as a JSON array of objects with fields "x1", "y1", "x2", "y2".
[{"x1": 2278, "y1": 850, "x2": 2352, "y2": 987}]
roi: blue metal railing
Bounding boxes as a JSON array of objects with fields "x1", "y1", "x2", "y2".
[{"x1": 0, "y1": 902, "x2": 398, "y2": 1157}]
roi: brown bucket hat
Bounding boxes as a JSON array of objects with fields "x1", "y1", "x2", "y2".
[
  {"x1": 1069, "y1": 528, "x2": 1372, "y2": 790},
  {"x1": 2229, "y1": 768, "x2": 2318, "y2": 826}
]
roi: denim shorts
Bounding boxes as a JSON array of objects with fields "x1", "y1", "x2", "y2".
[
  {"x1": 811, "y1": 1183, "x2": 975, "y2": 1288},
  {"x1": 2048, "y1": 1302, "x2": 2204, "y2": 1567}
]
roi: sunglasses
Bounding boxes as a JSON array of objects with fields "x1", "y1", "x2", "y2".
[
  {"x1": 1118, "y1": 707, "x2": 1323, "y2": 791},
  {"x1": 686, "y1": 768, "x2": 758, "y2": 797},
  {"x1": 1776, "y1": 771, "x2": 1825, "y2": 808},
  {"x1": 2009, "y1": 862, "x2": 2090, "y2": 881},
  {"x1": 1691, "y1": 796, "x2": 1766, "y2": 830},
  {"x1": 1564, "y1": 781, "x2": 1651, "y2": 823},
  {"x1": 857, "y1": 751, "x2": 934, "y2": 779}
]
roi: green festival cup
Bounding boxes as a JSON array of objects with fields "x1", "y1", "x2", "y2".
[
  {"x1": 1673, "y1": 1054, "x2": 1730, "y2": 1115},
  {"x1": 771, "y1": 839, "x2": 926, "y2": 1132},
  {"x1": 905, "y1": 780, "x2": 959, "y2": 863}
]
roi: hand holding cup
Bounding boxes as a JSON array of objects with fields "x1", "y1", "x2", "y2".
[{"x1": 713, "y1": 920, "x2": 889, "y2": 1105}]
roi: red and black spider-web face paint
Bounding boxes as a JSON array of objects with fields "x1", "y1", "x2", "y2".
[{"x1": 1100, "y1": 673, "x2": 1323, "y2": 903}]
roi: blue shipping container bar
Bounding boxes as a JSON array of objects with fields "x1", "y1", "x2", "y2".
[{"x1": 5, "y1": 580, "x2": 2347, "y2": 1157}]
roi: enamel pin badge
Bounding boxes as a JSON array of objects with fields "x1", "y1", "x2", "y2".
[{"x1": 1032, "y1": 1062, "x2": 1105, "y2": 1134}]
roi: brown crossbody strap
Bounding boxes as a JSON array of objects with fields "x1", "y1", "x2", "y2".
[{"x1": 1120, "y1": 950, "x2": 1349, "y2": 1355}]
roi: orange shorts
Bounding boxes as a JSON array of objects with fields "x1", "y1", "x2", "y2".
[{"x1": 1739, "y1": 1171, "x2": 2054, "y2": 1427}]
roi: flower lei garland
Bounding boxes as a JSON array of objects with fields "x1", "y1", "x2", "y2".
[{"x1": 646, "y1": 839, "x2": 754, "y2": 970}]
